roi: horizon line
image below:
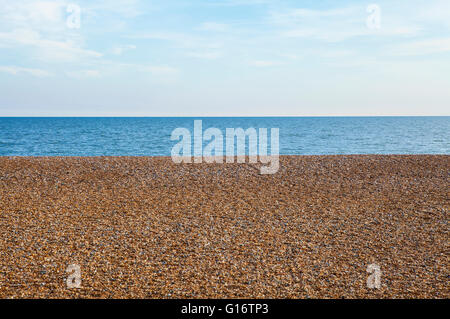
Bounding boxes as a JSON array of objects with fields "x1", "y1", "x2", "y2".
[{"x1": 0, "y1": 115, "x2": 449, "y2": 118}]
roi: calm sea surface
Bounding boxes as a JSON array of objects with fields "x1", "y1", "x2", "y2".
[{"x1": 0, "y1": 117, "x2": 448, "y2": 156}]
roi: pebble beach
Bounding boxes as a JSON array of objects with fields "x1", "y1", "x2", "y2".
[{"x1": 0, "y1": 155, "x2": 448, "y2": 298}]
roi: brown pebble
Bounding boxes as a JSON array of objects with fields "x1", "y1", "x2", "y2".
[{"x1": 0, "y1": 155, "x2": 448, "y2": 298}]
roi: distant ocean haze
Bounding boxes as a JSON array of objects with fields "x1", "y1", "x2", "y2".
[{"x1": 0, "y1": 117, "x2": 448, "y2": 156}]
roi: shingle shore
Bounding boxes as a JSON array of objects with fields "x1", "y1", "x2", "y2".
[{"x1": 0, "y1": 155, "x2": 448, "y2": 298}]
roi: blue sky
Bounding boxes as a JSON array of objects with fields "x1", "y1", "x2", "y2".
[{"x1": 0, "y1": 0, "x2": 449, "y2": 116}]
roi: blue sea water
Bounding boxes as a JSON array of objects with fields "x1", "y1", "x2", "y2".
[{"x1": 0, "y1": 117, "x2": 448, "y2": 156}]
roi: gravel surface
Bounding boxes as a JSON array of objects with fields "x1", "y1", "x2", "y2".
[{"x1": 0, "y1": 155, "x2": 448, "y2": 298}]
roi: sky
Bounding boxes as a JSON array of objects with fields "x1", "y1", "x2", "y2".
[{"x1": 0, "y1": 0, "x2": 449, "y2": 116}]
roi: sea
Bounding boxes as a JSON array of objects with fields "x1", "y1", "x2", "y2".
[{"x1": 0, "y1": 117, "x2": 448, "y2": 156}]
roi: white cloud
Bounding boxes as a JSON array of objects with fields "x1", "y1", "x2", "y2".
[
  {"x1": 206, "y1": 0, "x2": 268, "y2": 6},
  {"x1": 66, "y1": 69, "x2": 100, "y2": 78},
  {"x1": 143, "y1": 65, "x2": 179, "y2": 76},
  {"x1": 389, "y1": 38, "x2": 450, "y2": 56},
  {"x1": 187, "y1": 51, "x2": 222, "y2": 59},
  {"x1": 279, "y1": 7, "x2": 356, "y2": 19},
  {"x1": 418, "y1": 0, "x2": 450, "y2": 29},
  {"x1": 62, "y1": 61, "x2": 178, "y2": 81},
  {"x1": 0, "y1": 65, "x2": 52, "y2": 77},
  {"x1": 0, "y1": 0, "x2": 70, "y2": 33},
  {"x1": 98, "y1": 60, "x2": 179, "y2": 76},
  {"x1": 320, "y1": 50, "x2": 355, "y2": 58},
  {"x1": 0, "y1": 1, "x2": 103, "y2": 63},
  {"x1": 271, "y1": 5, "x2": 423, "y2": 42},
  {"x1": 0, "y1": 29, "x2": 102, "y2": 62},
  {"x1": 129, "y1": 32, "x2": 222, "y2": 49},
  {"x1": 198, "y1": 22, "x2": 229, "y2": 32},
  {"x1": 23, "y1": 1, "x2": 66, "y2": 22},
  {"x1": 278, "y1": 53, "x2": 301, "y2": 60},
  {"x1": 85, "y1": 0, "x2": 143, "y2": 19},
  {"x1": 111, "y1": 44, "x2": 136, "y2": 55},
  {"x1": 249, "y1": 60, "x2": 281, "y2": 67}
]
